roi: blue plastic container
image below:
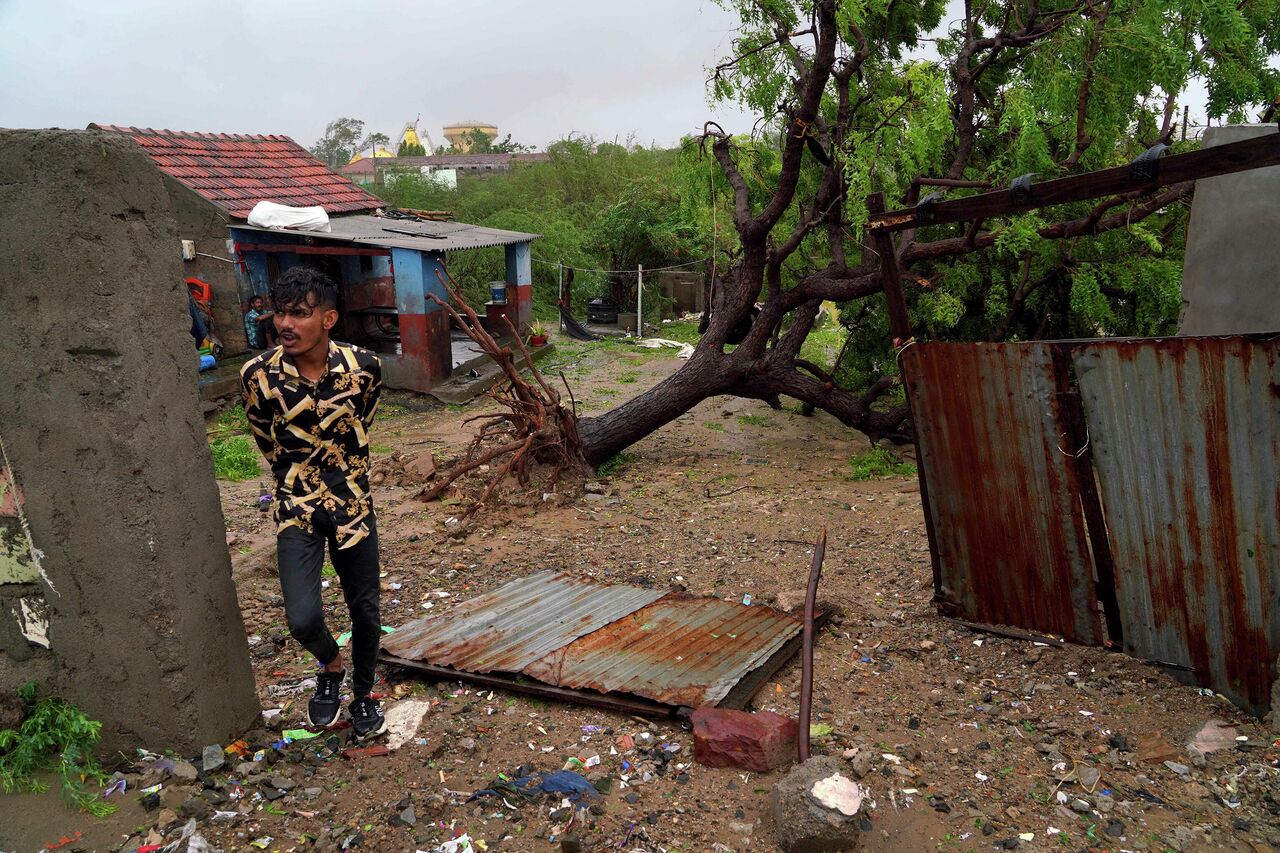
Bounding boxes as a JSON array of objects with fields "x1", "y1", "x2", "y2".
[{"x1": 489, "y1": 282, "x2": 508, "y2": 304}]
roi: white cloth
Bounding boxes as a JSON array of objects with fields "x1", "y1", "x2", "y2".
[{"x1": 246, "y1": 201, "x2": 331, "y2": 232}]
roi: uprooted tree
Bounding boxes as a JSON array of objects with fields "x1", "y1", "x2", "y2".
[{"x1": 563, "y1": 0, "x2": 1280, "y2": 465}]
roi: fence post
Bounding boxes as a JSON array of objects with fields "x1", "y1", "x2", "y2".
[{"x1": 637, "y1": 263, "x2": 644, "y2": 337}]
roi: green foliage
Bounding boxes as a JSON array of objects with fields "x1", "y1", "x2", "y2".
[
  {"x1": 211, "y1": 435, "x2": 260, "y2": 481},
  {"x1": 596, "y1": 451, "x2": 635, "y2": 477},
  {"x1": 397, "y1": 140, "x2": 427, "y2": 157},
  {"x1": 704, "y1": 421, "x2": 726, "y2": 432},
  {"x1": 737, "y1": 414, "x2": 771, "y2": 427},
  {"x1": 208, "y1": 405, "x2": 249, "y2": 440},
  {"x1": 846, "y1": 447, "x2": 916, "y2": 481},
  {"x1": 0, "y1": 683, "x2": 115, "y2": 816},
  {"x1": 310, "y1": 117, "x2": 365, "y2": 168},
  {"x1": 373, "y1": 138, "x2": 708, "y2": 313}
]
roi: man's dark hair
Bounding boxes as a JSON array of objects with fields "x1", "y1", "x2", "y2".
[{"x1": 270, "y1": 266, "x2": 338, "y2": 311}]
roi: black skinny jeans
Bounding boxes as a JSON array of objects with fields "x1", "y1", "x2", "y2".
[{"x1": 277, "y1": 510, "x2": 381, "y2": 696}]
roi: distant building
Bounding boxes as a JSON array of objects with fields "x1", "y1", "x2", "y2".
[
  {"x1": 442, "y1": 119, "x2": 498, "y2": 151},
  {"x1": 340, "y1": 152, "x2": 550, "y2": 185}
]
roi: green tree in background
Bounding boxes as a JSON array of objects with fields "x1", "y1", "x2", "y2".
[
  {"x1": 310, "y1": 117, "x2": 365, "y2": 168},
  {"x1": 397, "y1": 140, "x2": 427, "y2": 157}
]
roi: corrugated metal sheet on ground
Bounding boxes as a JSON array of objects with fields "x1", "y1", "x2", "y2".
[
  {"x1": 903, "y1": 342, "x2": 1103, "y2": 644},
  {"x1": 1074, "y1": 337, "x2": 1280, "y2": 713},
  {"x1": 381, "y1": 572, "x2": 666, "y2": 673},
  {"x1": 524, "y1": 593, "x2": 805, "y2": 707},
  {"x1": 381, "y1": 571, "x2": 806, "y2": 709}
]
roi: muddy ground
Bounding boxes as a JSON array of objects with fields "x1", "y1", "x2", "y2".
[{"x1": 6, "y1": 329, "x2": 1279, "y2": 853}]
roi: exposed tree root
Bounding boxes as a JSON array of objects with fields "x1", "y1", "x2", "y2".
[{"x1": 417, "y1": 268, "x2": 590, "y2": 517}]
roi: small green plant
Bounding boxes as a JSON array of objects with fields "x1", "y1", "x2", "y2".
[
  {"x1": 703, "y1": 421, "x2": 726, "y2": 432},
  {"x1": 737, "y1": 414, "x2": 770, "y2": 427},
  {"x1": 596, "y1": 451, "x2": 635, "y2": 477},
  {"x1": 370, "y1": 443, "x2": 393, "y2": 454},
  {"x1": 845, "y1": 447, "x2": 916, "y2": 481},
  {"x1": 0, "y1": 682, "x2": 115, "y2": 816},
  {"x1": 617, "y1": 371, "x2": 639, "y2": 384},
  {"x1": 208, "y1": 404, "x2": 250, "y2": 439},
  {"x1": 210, "y1": 436, "x2": 260, "y2": 481},
  {"x1": 322, "y1": 561, "x2": 337, "y2": 578}
]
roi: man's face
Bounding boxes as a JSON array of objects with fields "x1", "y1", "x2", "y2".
[
  {"x1": 274, "y1": 294, "x2": 337, "y2": 357},
  {"x1": 250, "y1": 297, "x2": 263, "y2": 311}
]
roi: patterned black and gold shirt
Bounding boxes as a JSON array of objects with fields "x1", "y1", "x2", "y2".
[{"x1": 240, "y1": 341, "x2": 382, "y2": 549}]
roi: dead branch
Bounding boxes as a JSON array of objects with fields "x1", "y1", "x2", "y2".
[{"x1": 418, "y1": 268, "x2": 590, "y2": 517}]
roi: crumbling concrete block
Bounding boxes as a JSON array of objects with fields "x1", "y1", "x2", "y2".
[
  {"x1": 770, "y1": 755, "x2": 865, "y2": 852},
  {"x1": 692, "y1": 707, "x2": 798, "y2": 772}
]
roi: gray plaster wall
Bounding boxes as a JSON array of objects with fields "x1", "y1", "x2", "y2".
[
  {"x1": 0, "y1": 129, "x2": 259, "y2": 753},
  {"x1": 165, "y1": 178, "x2": 252, "y2": 355},
  {"x1": 1179, "y1": 124, "x2": 1280, "y2": 335}
]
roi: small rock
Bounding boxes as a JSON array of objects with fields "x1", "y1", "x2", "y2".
[
  {"x1": 919, "y1": 640, "x2": 936, "y2": 651},
  {"x1": 459, "y1": 737, "x2": 478, "y2": 753},
  {"x1": 1104, "y1": 819, "x2": 1125, "y2": 837},
  {"x1": 692, "y1": 707, "x2": 799, "y2": 772},
  {"x1": 1070, "y1": 798, "x2": 1091, "y2": 813},
  {"x1": 141, "y1": 792, "x2": 160, "y2": 811},
  {"x1": 171, "y1": 760, "x2": 199, "y2": 782},
  {"x1": 179, "y1": 796, "x2": 210, "y2": 820},
  {"x1": 269, "y1": 775, "x2": 296, "y2": 790},
  {"x1": 396, "y1": 805, "x2": 417, "y2": 827},
  {"x1": 1163, "y1": 760, "x2": 1191, "y2": 778},
  {"x1": 584, "y1": 482, "x2": 605, "y2": 494},
  {"x1": 201, "y1": 745, "x2": 225, "y2": 773}
]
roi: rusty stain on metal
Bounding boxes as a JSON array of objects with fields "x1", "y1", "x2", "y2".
[
  {"x1": 1074, "y1": 336, "x2": 1280, "y2": 714},
  {"x1": 903, "y1": 342, "x2": 1103, "y2": 644},
  {"x1": 381, "y1": 571, "x2": 809, "y2": 710}
]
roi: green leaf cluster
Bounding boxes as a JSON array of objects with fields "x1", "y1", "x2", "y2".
[{"x1": 0, "y1": 682, "x2": 115, "y2": 816}]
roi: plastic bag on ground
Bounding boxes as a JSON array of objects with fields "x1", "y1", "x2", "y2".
[{"x1": 246, "y1": 201, "x2": 331, "y2": 232}]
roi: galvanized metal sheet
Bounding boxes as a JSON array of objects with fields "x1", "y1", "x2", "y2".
[
  {"x1": 903, "y1": 342, "x2": 1103, "y2": 643},
  {"x1": 236, "y1": 215, "x2": 539, "y2": 252},
  {"x1": 382, "y1": 572, "x2": 809, "y2": 710},
  {"x1": 1074, "y1": 337, "x2": 1280, "y2": 713},
  {"x1": 380, "y1": 572, "x2": 666, "y2": 674},
  {"x1": 524, "y1": 593, "x2": 805, "y2": 707}
]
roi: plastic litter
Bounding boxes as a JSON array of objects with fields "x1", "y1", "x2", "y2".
[{"x1": 281, "y1": 728, "x2": 322, "y2": 741}]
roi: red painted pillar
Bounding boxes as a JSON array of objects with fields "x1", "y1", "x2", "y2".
[{"x1": 505, "y1": 241, "x2": 533, "y2": 333}]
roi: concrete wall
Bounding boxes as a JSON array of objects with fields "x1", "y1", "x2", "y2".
[
  {"x1": 0, "y1": 129, "x2": 259, "y2": 753},
  {"x1": 1179, "y1": 124, "x2": 1280, "y2": 336},
  {"x1": 165, "y1": 180, "x2": 249, "y2": 354}
]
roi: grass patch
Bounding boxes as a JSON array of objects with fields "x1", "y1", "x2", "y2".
[
  {"x1": 208, "y1": 405, "x2": 250, "y2": 440},
  {"x1": 846, "y1": 447, "x2": 916, "y2": 480},
  {"x1": 322, "y1": 561, "x2": 337, "y2": 578},
  {"x1": 596, "y1": 451, "x2": 635, "y2": 477},
  {"x1": 737, "y1": 414, "x2": 771, "y2": 427},
  {"x1": 370, "y1": 443, "x2": 393, "y2": 454},
  {"x1": 0, "y1": 682, "x2": 115, "y2": 816},
  {"x1": 704, "y1": 421, "x2": 726, "y2": 432},
  {"x1": 616, "y1": 371, "x2": 639, "y2": 384},
  {"x1": 211, "y1": 436, "x2": 261, "y2": 481},
  {"x1": 656, "y1": 320, "x2": 702, "y2": 344}
]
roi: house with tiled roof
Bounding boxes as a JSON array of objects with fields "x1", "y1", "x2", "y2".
[
  {"x1": 89, "y1": 124, "x2": 539, "y2": 395},
  {"x1": 89, "y1": 124, "x2": 384, "y2": 353}
]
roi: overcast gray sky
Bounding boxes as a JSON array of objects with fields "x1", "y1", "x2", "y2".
[{"x1": 0, "y1": 0, "x2": 763, "y2": 150}]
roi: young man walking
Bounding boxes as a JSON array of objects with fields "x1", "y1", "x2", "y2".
[{"x1": 240, "y1": 266, "x2": 387, "y2": 738}]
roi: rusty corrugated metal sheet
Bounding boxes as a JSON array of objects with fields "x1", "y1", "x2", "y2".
[
  {"x1": 381, "y1": 572, "x2": 666, "y2": 673},
  {"x1": 381, "y1": 572, "x2": 808, "y2": 710},
  {"x1": 903, "y1": 342, "x2": 1103, "y2": 644},
  {"x1": 1074, "y1": 337, "x2": 1280, "y2": 713},
  {"x1": 524, "y1": 593, "x2": 804, "y2": 707}
]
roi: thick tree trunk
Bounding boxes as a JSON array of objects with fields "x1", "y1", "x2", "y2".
[{"x1": 577, "y1": 351, "x2": 741, "y2": 465}]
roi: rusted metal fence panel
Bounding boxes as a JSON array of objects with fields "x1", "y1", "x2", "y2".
[
  {"x1": 1074, "y1": 337, "x2": 1280, "y2": 713},
  {"x1": 903, "y1": 343, "x2": 1104, "y2": 644}
]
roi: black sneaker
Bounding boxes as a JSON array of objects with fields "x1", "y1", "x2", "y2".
[
  {"x1": 307, "y1": 669, "x2": 344, "y2": 727},
  {"x1": 349, "y1": 696, "x2": 387, "y2": 740}
]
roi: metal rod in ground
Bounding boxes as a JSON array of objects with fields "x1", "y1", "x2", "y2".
[
  {"x1": 798, "y1": 527, "x2": 828, "y2": 762},
  {"x1": 637, "y1": 263, "x2": 644, "y2": 337}
]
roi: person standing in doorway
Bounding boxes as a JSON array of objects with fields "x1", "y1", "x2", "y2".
[
  {"x1": 240, "y1": 266, "x2": 387, "y2": 738},
  {"x1": 244, "y1": 295, "x2": 277, "y2": 350}
]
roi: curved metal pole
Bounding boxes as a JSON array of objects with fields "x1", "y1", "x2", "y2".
[{"x1": 798, "y1": 527, "x2": 828, "y2": 761}]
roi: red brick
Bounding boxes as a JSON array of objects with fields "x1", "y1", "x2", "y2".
[{"x1": 692, "y1": 707, "x2": 799, "y2": 772}]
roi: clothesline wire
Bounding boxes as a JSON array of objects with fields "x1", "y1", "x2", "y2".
[{"x1": 530, "y1": 256, "x2": 711, "y2": 275}]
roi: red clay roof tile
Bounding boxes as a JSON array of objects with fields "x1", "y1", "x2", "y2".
[{"x1": 89, "y1": 124, "x2": 382, "y2": 219}]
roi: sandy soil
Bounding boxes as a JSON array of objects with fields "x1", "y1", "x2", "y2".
[{"x1": 8, "y1": 332, "x2": 1278, "y2": 853}]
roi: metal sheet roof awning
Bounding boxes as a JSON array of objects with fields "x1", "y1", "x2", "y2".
[
  {"x1": 380, "y1": 571, "x2": 823, "y2": 717},
  {"x1": 235, "y1": 213, "x2": 539, "y2": 253}
]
